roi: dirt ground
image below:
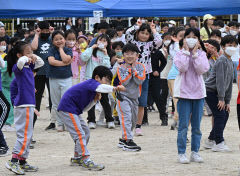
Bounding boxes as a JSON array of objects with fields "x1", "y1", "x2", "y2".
[{"x1": 0, "y1": 85, "x2": 240, "y2": 176}]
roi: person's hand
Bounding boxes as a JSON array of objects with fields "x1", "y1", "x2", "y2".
[
  {"x1": 150, "y1": 20, "x2": 157, "y2": 34},
  {"x1": 171, "y1": 36, "x2": 179, "y2": 42},
  {"x1": 137, "y1": 18, "x2": 142, "y2": 26},
  {"x1": 226, "y1": 104, "x2": 230, "y2": 113},
  {"x1": 117, "y1": 58, "x2": 124, "y2": 64},
  {"x1": 91, "y1": 44, "x2": 98, "y2": 49},
  {"x1": 153, "y1": 71, "x2": 159, "y2": 77},
  {"x1": 102, "y1": 48, "x2": 108, "y2": 55},
  {"x1": 34, "y1": 109, "x2": 40, "y2": 117},
  {"x1": 217, "y1": 100, "x2": 225, "y2": 111},
  {"x1": 35, "y1": 28, "x2": 41, "y2": 36},
  {"x1": 49, "y1": 26, "x2": 54, "y2": 34},
  {"x1": 116, "y1": 85, "x2": 126, "y2": 92},
  {"x1": 192, "y1": 41, "x2": 200, "y2": 55},
  {"x1": 94, "y1": 93, "x2": 101, "y2": 102},
  {"x1": 58, "y1": 44, "x2": 65, "y2": 50},
  {"x1": 183, "y1": 39, "x2": 189, "y2": 51}
]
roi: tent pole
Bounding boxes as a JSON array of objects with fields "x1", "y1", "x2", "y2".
[
  {"x1": 128, "y1": 17, "x2": 132, "y2": 27},
  {"x1": 238, "y1": 14, "x2": 240, "y2": 23},
  {"x1": 230, "y1": 15, "x2": 233, "y2": 21},
  {"x1": 106, "y1": 17, "x2": 110, "y2": 23},
  {"x1": 184, "y1": 17, "x2": 187, "y2": 25},
  {"x1": 12, "y1": 19, "x2": 14, "y2": 37},
  {"x1": 72, "y1": 17, "x2": 76, "y2": 26},
  {"x1": 198, "y1": 17, "x2": 201, "y2": 28},
  {"x1": 17, "y1": 18, "x2": 20, "y2": 25}
]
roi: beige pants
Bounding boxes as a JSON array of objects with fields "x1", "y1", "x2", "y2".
[{"x1": 168, "y1": 80, "x2": 178, "y2": 121}]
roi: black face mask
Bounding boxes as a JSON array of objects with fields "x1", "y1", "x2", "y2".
[{"x1": 40, "y1": 33, "x2": 50, "y2": 40}]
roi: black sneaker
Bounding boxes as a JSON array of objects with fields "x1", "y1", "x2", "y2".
[
  {"x1": 0, "y1": 146, "x2": 10, "y2": 157},
  {"x1": 123, "y1": 139, "x2": 141, "y2": 152},
  {"x1": 117, "y1": 138, "x2": 126, "y2": 148},
  {"x1": 114, "y1": 116, "x2": 120, "y2": 125},
  {"x1": 45, "y1": 123, "x2": 56, "y2": 130}
]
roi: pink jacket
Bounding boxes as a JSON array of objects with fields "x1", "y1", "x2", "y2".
[
  {"x1": 71, "y1": 47, "x2": 86, "y2": 79},
  {"x1": 173, "y1": 49, "x2": 210, "y2": 99}
]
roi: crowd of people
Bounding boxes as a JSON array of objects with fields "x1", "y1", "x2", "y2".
[{"x1": 0, "y1": 14, "x2": 240, "y2": 174}]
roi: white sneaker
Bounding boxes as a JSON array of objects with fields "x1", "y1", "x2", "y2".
[
  {"x1": 96, "y1": 120, "x2": 106, "y2": 127},
  {"x1": 107, "y1": 122, "x2": 115, "y2": 129},
  {"x1": 57, "y1": 125, "x2": 64, "y2": 132},
  {"x1": 190, "y1": 152, "x2": 204, "y2": 163},
  {"x1": 212, "y1": 141, "x2": 232, "y2": 152},
  {"x1": 204, "y1": 139, "x2": 215, "y2": 149},
  {"x1": 178, "y1": 154, "x2": 190, "y2": 164},
  {"x1": 88, "y1": 122, "x2": 96, "y2": 129},
  {"x1": 135, "y1": 128, "x2": 143, "y2": 136},
  {"x1": 2, "y1": 125, "x2": 15, "y2": 132}
]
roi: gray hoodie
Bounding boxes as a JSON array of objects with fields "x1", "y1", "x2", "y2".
[{"x1": 205, "y1": 54, "x2": 233, "y2": 104}]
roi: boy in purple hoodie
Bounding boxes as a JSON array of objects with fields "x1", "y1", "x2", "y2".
[{"x1": 57, "y1": 66, "x2": 125, "y2": 171}]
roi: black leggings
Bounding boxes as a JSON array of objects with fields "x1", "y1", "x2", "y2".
[{"x1": 0, "y1": 91, "x2": 10, "y2": 147}]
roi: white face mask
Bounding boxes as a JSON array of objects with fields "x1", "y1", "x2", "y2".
[
  {"x1": 66, "y1": 41, "x2": 75, "y2": 48},
  {"x1": 225, "y1": 46, "x2": 237, "y2": 56},
  {"x1": 164, "y1": 40, "x2": 171, "y2": 46},
  {"x1": 0, "y1": 46, "x2": 6, "y2": 52},
  {"x1": 230, "y1": 30, "x2": 238, "y2": 36},
  {"x1": 186, "y1": 38, "x2": 198, "y2": 49}
]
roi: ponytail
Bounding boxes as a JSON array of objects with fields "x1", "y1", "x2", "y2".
[{"x1": 5, "y1": 41, "x2": 28, "y2": 76}]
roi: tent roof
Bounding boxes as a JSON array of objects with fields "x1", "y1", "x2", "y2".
[{"x1": 0, "y1": 0, "x2": 240, "y2": 18}]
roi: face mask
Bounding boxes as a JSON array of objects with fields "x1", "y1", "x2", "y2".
[
  {"x1": 98, "y1": 42, "x2": 105, "y2": 49},
  {"x1": 186, "y1": 38, "x2": 198, "y2": 49},
  {"x1": 169, "y1": 24, "x2": 173, "y2": 28},
  {"x1": 116, "y1": 51, "x2": 123, "y2": 57},
  {"x1": 164, "y1": 40, "x2": 171, "y2": 46},
  {"x1": 66, "y1": 41, "x2": 75, "y2": 48},
  {"x1": 230, "y1": 30, "x2": 238, "y2": 36},
  {"x1": 0, "y1": 46, "x2": 6, "y2": 52},
  {"x1": 225, "y1": 46, "x2": 237, "y2": 56},
  {"x1": 40, "y1": 33, "x2": 50, "y2": 40},
  {"x1": 80, "y1": 42, "x2": 87, "y2": 49}
]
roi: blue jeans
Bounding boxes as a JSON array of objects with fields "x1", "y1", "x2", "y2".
[
  {"x1": 205, "y1": 91, "x2": 229, "y2": 144},
  {"x1": 138, "y1": 77, "x2": 149, "y2": 107},
  {"x1": 233, "y1": 61, "x2": 239, "y2": 81},
  {"x1": 177, "y1": 98, "x2": 204, "y2": 154}
]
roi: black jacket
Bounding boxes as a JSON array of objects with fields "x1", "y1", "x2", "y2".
[{"x1": 150, "y1": 50, "x2": 167, "y2": 78}]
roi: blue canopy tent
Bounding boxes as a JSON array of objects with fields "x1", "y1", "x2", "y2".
[
  {"x1": 0, "y1": 0, "x2": 105, "y2": 18},
  {"x1": 96, "y1": 0, "x2": 240, "y2": 17},
  {"x1": 0, "y1": 0, "x2": 240, "y2": 18}
]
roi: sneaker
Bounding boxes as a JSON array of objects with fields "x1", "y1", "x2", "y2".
[
  {"x1": 31, "y1": 139, "x2": 36, "y2": 144},
  {"x1": 20, "y1": 162, "x2": 38, "y2": 172},
  {"x1": 70, "y1": 157, "x2": 83, "y2": 166},
  {"x1": 123, "y1": 139, "x2": 141, "y2": 152},
  {"x1": 81, "y1": 157, "x2": 105, "y2": 171},
  {"x1": 57, "y1": 125, "x2": 64, "y2": 132},
  {"x1": 29, "y1": 143, "x2": 34, "y2": 149},
  {"x1": 2, "y1": 125, "x2": 15, "y2": 132},
  {"x1": 45, "y1": 123, "x2": 56, "y2": 130},
  {"x1": 117, "y1": 138, "x2": 125, "y2": 148},
  {"x1": 0, "y1": 146, "x2": 10, "y2": 157},
  {"x1": 212, "y1": 141, "x2": 232, "y2": 152},
  {"x1": 178, "y1": 154, "x2": 190, "y2": 164},
  {"x1": 135, "y1": 128, "x2": 143, "y2": 136},
  {"x1": 96, "y1": 120, "x2": 106, "y2": 127},
  {"x1": 88, "y1": 122, "x2": 96, "y2": 129},
  {"x1": 5, "y1": 160, "x2": 25, "y2": 175},
  {"x1": 142, "y1": 121, "x2": 149, "y2": 126},
  {"x1": 204, "y1": 139, "x2": 215, "y2": 149},
  {"x1": 107, "y1": 121, "x2": 115, "y2": 129},
  {"x1": 190, "y1": 152, "x2": 204, "y2": 163},
  {"x1": 170, "y1": 120, "x2": 177, "y2": 130},
  {"x1": 114, "y1": 116, "x2": 120, "y2": 125},
  {"x1": 161, "y1": 118, "x2": 168, "y2": 126}
]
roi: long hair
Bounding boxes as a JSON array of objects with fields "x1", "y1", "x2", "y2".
[
  {"x1": 167, "y1": 27, "x2": 185, "y2": 54},
  {"x1": 203, "y1": 20, "x2": 211, "y2": 39},
  {"x1": 5, "y1": 41, "x2": 29, "y2": 76},
  {"x1": 93, "y1": 34, "x2": 111, "y2": 57}
]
